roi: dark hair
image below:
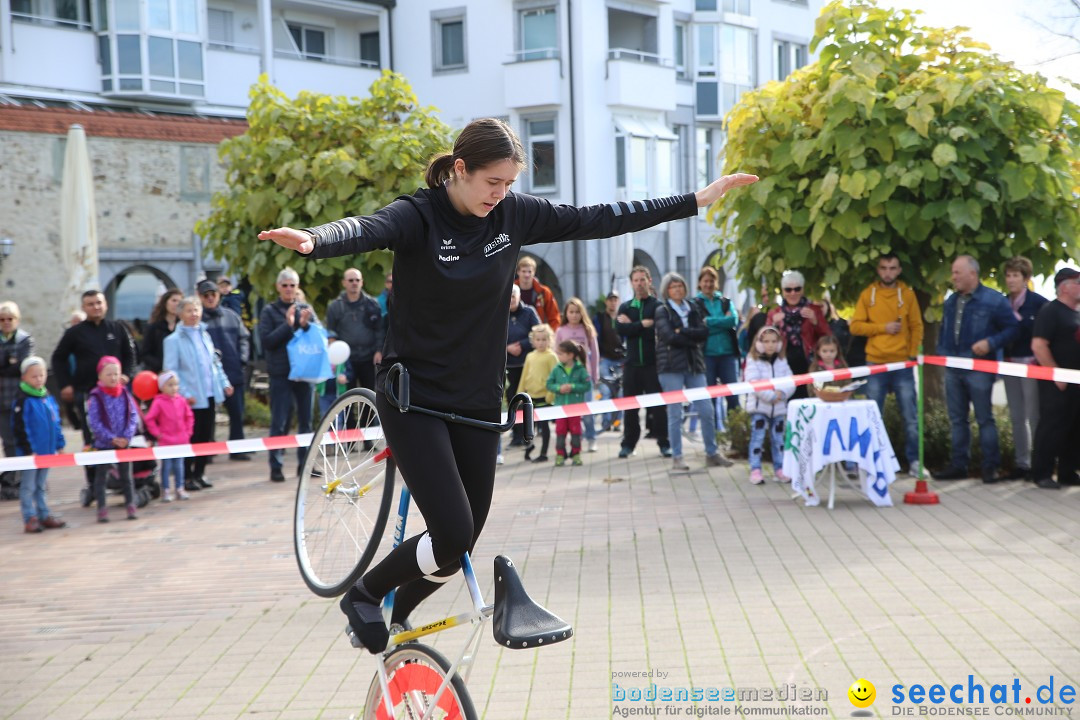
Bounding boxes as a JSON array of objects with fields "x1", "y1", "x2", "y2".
[
  {"x1": 81, "y1": 289, "x2": 103, "y2": 301},
  {"x1": 812, "y1": 335, "x2": 847, "y2": 368},
  {"x1": 556, "y1": 339, "x2": 587, "y2": 365},
  {"x1": 878, "y1": 252, "x2": 900, "y2": 264},
  {"x1": 630, "y1": 265, "x2": 652, "y2": 281},
  {"x1": 149, "y1": 288, "x2": 183, "y2": 324},
  {"x1": 424, "y1": 118, "x2": 526, "y2": 188}
]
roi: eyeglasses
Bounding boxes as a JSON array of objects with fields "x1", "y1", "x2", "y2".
[
  {"x1": 345, "y1": 278, "x2": 362, "y2": 283},
  {"x1": 783, "y1": 286, "x2": 803, "y2": 293},
  {"x1": 279, "y1": 283, "x2": 297, "y2": 288}
]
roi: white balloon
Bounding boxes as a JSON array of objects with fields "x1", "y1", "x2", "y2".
[{"x1": 328, "y1": 340, "x2": 351, "y2": 366}]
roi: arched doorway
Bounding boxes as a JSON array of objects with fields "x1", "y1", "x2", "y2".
[{"x1": 104, "y1": 265, "x2": 178, "y2": 339}]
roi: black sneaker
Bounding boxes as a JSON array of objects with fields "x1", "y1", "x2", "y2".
[
  {"x1": 229, "y1": 453, "x2": 253, "y2": 462},
  {"x1": 618, "y1": 447, "x2": 633, "y2": 459},
  {"x1": 184, "y1": 480, "x2": 202, "y2": 492},
  {"x1": 1035, "y1": 477, "x2": 1061, "y2": 490},
  {"x1": 196, "y1": 476, "x2": 213, "y2": 489},
  {"x1": 660, "y1": 447, "x2": 673, "y2": 458},
  {"x1": 1004, "y1": 467, "x2": 1029, "y2": 481},
  {"x1": 270, "y1": 468, "x2": 286, "y2": 483},
  {"x1": 932, "y1": 467, "x2": 968, "y2": 481},
  {"x1": 340, "y1": 585, "x2": 388, "y2": 654}
]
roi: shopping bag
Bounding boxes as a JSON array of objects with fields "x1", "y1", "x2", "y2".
[{"x1": 287, "y1": 323, "x2": 333, "y2": 383}]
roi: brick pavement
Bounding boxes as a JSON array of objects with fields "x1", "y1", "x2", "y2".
[{"x1": 1, "y1": 432, "x2": 1078, "y2": 719}]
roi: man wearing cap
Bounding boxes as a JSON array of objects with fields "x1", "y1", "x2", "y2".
[
  {"x1": 593, "y1": 289, "x2": 626, "y2": 432},
  {"x1": 324, "y1": 268, "x2": 385, "y2": 398},
  {"x1": 1030, "y1": 267, "x2": 1080, "y2": 490},
  {"x1": 198, "y1": 279, "x2": 251, "y2": 458},
  {"x1": 932, "y1": 255, "x2": 1018, "y2": 484}
]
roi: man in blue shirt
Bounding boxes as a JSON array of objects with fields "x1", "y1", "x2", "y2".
[{"x1": 933, "y1": 255, "x2": 1018, "y2": 484}]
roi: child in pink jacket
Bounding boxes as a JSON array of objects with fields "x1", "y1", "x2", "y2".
[{"x1": 144, "y1": 371, "x2": 195, "y2": 502}]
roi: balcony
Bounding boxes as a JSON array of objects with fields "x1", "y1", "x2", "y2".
[
  {"x1": 7, "y1": 21, "x2": 99, "y2": 94},
  {"x1": 605, "y1": 49, "x2": 676, "y2": 112},
  {"x1": 503, "y1": 51, "x2": 562, "y2": 109},
  {"x1": 204, "y1": 44, "x2": 261, "y2": 107},
  {"x1": 273, "y1": 52, "x2": 382, "y2": 98}
]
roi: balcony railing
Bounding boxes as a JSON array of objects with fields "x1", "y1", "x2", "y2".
[
  {"x1": 208, "y1": 40, "x2": 260, "y2": 55},
  {"x1": 607, "y1": 47, "x2": 671, "y2": 66},
  {"x1": 508, "y1": 47, "x2": 559, "y2": 62},
  {"x1": 10, "y1": 11, "x2": 90, "y2": 30},
  {"x1": 273, "y1": 48, "x2": 379, "y2": 69}
]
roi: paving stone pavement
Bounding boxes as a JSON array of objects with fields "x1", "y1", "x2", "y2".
[{"x1": 1, "y1": 432, "x2": 1078, "y2": 720}]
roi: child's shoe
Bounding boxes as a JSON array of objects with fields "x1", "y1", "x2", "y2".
[
  {"x1": 177, "y1": 488, "x2": 190, "y2": 500},
  {"x1": 572, "y1": 454, "x2": 583, "y2": 466},
  {"x1": 126, "y1": 505, "x2": 138, "y2": 520},
  {"x1": 555, "y1": 455, "x2": 565, "y2": 467},
  {"x1": 161, "y1": 491, "x2": 174, "y2": 503},
  {"x1": 774, "y1": 469, "x2": 790, "y2": 483},
  {"x1": 749, "y1": 468, "x2": 764, "y2": 485},
  {"x1": 97, "y1": 509, "x2": 109, "y2": 523}
]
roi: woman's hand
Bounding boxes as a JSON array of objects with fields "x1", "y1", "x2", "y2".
[
  {"x1": 224, "y1": 385, "x2": 234, "y2": 398},
  {"x1": 800, "y1": 307, "x2": 817, "y2": 324},
  {"x1": 695, "y1": 173, "x2": 759, "y2": 208},
  {"x1": 258, "y1": 227, "x2": 315, "y2": 255}
]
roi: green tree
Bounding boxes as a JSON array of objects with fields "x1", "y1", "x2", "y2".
[
  {"x1": 712, "y1": 0, "x2": 1080, "y2": 322},
  {"x1": 196, "y1": 72, "x2": 453, "y2": 310}
]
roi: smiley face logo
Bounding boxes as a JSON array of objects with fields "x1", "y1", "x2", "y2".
[{"x1": 848, "y1": 679, "x2": 876, "y2": 708}]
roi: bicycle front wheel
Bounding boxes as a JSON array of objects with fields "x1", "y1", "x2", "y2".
[
  {"x1": 363, "y1": 644, "x2": 478, "y2": 720},
  {"x1": 295, "y1": 388, "x2": 395, "y2": 598}
]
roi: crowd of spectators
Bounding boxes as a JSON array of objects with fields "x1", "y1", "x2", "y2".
[{"x1": 2, "y1": 248, "x2": 1078, "y2": 532}]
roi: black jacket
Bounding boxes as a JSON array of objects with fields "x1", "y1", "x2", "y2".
[
  {"x1": 51, "y1": 319, "x2": 137, "y2": 393},
  {"x1": 654, "y1": 300, "x2": 708, "y2": 375},
  {"x1": 259, "y1": 300, "x2": 320, "y2": 379},
  {"x1": 506, "y1": 303, "x2": 541, "y2": 369},
  {"x1": 324, "y1": 291, "x2": 386, "y2": 363},
  {"x1": 140, "y1": 319, "x2": 174, "y2": 373},
  {"x1": 203, "y1": 305, "x2": 250, "y2": 387},
  {"x1": 616, "y1": 295, "x2": 662, "y2": 367}
]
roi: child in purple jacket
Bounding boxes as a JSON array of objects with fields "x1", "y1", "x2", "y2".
[{"x1": 87, "y1": 356, "x2": 139, "y2": 522}]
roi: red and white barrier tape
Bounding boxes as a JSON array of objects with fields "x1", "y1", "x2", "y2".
[
  {"x1": 920, "y1": 354, "x2": 1080, "y2": 385},
  {"x1": 3, "y1": 356, "x2": 1075, "y2": 471}
]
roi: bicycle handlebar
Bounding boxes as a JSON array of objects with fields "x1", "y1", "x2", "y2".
[{"x1": 385, "y1": 363, "x2": 535, "y2": 443}]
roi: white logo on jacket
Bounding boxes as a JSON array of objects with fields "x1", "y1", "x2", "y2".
[{"x1": 484, "y1": 233, "x2": 511, "y2": 258}]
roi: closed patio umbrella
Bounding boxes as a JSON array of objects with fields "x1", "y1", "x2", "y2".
[{"x1": 60, "y1": 123, "x2": 99, "y2": 316}]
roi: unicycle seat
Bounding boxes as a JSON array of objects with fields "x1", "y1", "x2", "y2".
[{"x1": 492, "y1": 555, "x2": 573, "y2": 649}]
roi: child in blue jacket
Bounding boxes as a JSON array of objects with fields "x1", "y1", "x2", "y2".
[{"x1": 11, "y1": 357, "x2": 66, "y2": 533}]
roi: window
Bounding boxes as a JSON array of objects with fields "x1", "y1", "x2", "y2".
[
  {"x1": 207, "y1": 9, "x2": 233, "y2": 50},
  {"x1": 360, "y1": 31, "x2": 380, "y2": 67},
  {"x1": 674, "y1": 23, "x2": 687, "y2": 79},
  {"x1": 774, "y1": 39, "x2": 808, "y2": 81},
  {"x1": 288, "y1": 23, "x2": 327, "y2": 61},
  {"x1": 607, "y1": 7, "x2": 659, "y2": 63},
  {"x1": 97, "y1": 0, "x2": 204, "y2": 97},
  {"x1": 433, "y1": 10, "x2": 467, "y2": 71},
  {"x1": 518, "y1": 6, "x2": 557, "y2": 60},
  {"x1": 696, "y1": 127, "x2": 715, "y2": 188},
  {"x1": 11, "y1": 0, "x2": 92, "y2": 29},
  {"x1": 614, "y1": 117, "x2": 678, "y2": 201},
  {"x1": 673, "y1": 124, "x2": 690, "y2": 193},
  {"x1": 723, "y1": 0, "x2": 751, "y2": 14},
  {"x1": 695, "y1": 24, "x2": 716, "y2": 76},
  {"x1": 695, "y1": 0, "x2": 717, "y2": 10},
  {"x1": 721, "y1": 24, "x2": 755, "y2": 113},
  {"x1": 525, "y1": 117, "x2": 556, "y2": 193}
]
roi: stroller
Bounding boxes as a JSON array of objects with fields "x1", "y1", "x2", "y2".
[{"x1": 79, "y1": 458, "x2": 160, "y2": 509}]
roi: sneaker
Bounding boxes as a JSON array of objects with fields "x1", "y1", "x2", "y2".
[
  {"x1": 177, "y1": 488, "x2": 190, "y2": 500},
  {"x1": 672, "y1": 457, "x2": 690, "y2": 471},
  {"x1": 1004, "y1": 466, "x2": 1028, "y2": 481},
  {"x1": 24, "y1": 517, "x2": 42, "y2": 534},
  {"x1": 706, "y1": 452, "x2": 734, "y2": 468},
  {"x1": 184, "y1": 480, "x2": 202, "y2": 492},
  {"x1": 907, "y1": 460, "x2": 923, "y2": 478},
  {"x1": 555, "y1": 455, "x2": 566, "y2": 467},
  {"x1": 749, "y1": 469, "x2": 764, "y2": 485},
  {"x1": 532, "y1": 454, "x2": 549, "y2": 463},
  {"x1": 1035, "y1": 477, "x2": 1061, "y2": 490},
  {"x1": 587, "y1": 440, "x2": 597, "y2": 453},
  {"x1": 340, "y1": 584, "x2": 389, "y2": 654},
  {"x1": 270, "y1": 468, "x2": 286, "y2": 483},
  {"x1": 97, "y1": 509, "x2": 109, "y2": 523},
  {"x1": 229, "y1": 452, "x2": 253, "y2": 461},
  {"x1": 126, "y1": 505, "x2": 138, "y2": 520},
  {"x1": 496, "y1": 454, "x2": 504, "y2": 465},
  {"x1": 161, "y1": 491, "x2": 174, "y2": 503},
  {"x1": 618, "y1": 447, "x2": 633, "y2": 459},
  {"x1": 572, "y1": 454, "x2": 583, "y2": 466},
  {"x1": 774, "y1": 469, "x2": 790, "y2": 483},
  {"x1": 195, "y1": 476, "x2": 213, "y2": 489},
  {"x1": 660, "y1": 447, "x2": 673, "y2": 458},
  {"x1": 40, "y1": 516, "x2": 66, "y2": 529}
]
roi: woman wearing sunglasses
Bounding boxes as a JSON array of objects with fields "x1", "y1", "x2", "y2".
[{"x1": 765, "y1": 271, "x2": 831, "y2": 399}]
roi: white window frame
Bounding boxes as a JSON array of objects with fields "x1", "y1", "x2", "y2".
[
  {"x1": 432, "y1": 8, "x2": 467, "y2": 72},
  {"x1": 516, "y1": 4, "x2": 558, "y2": 61},
  {"x1": 723, "y1": 0, "x2": 751, "y2": 15},
  {"x1": 359, "y1": 30, "x2": 380, "y2": 68},
  {"x1": 524, "y1": 115, "x2": 558, "y2": 194},
  {"x1": 12, "y1": 0, "x2": 92, "y2": 29},
  {"x1": 613, "y1": 116, "x2": 678, "y2": 201},
  {"x1": 773, "y1": 37, "x2": 808, "y2": 81},
  {"x1": 207, "y1": 7, "x2": 233, "y2": 50},
  {"x1": 695, "y1": 23, "x2": 717, "y2": 77},
  {"x1": 674, "y1": 22, "x2": 688, "y2": 79},
  {"x1": 287, "y1": 22, "x2": 331, "y2": 61}
]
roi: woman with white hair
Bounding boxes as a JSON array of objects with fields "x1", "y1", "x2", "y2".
[
  {"x1": 0, "y1": 301, "x2": 35, "y2": 499},
  {"x1": 653, "y1": 272, "x2": 733, "y2": 471},
  {"x1": 765, "y1": 270, "x2": 831, "y2": 399},
  {"x1": 259, "y1": 267, "x2": 320, "y2": 483}
]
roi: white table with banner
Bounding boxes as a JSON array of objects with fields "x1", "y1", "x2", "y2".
[{"x1": 782, "y1": 399, "x2": 900, "y2": 508}]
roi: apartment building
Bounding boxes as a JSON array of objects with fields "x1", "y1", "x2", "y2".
[{"x1": 0, "y1": 0, "x2": 818, "y2": 353}]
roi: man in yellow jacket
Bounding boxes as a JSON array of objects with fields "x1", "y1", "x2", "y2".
[{"x1": 850, "y1": 253, "x2": 924, "y2": 475}]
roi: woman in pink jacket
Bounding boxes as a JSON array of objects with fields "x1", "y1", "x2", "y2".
[
  {"x1": 555, "y1": 297, "x2": 600, "y2": 451},
  {"x1": 144, "y1": 371, "x2": 195, "y2": 502}
]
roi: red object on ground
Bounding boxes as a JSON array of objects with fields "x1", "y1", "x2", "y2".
[
  {"x1": 904, "y1": 479, "x2": 939, "y2": 505},
  {"x1": 132, "y1": 370, "x2": 159, "y2": 401}
]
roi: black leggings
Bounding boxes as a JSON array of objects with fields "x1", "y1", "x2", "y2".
[
  {"x1": 363, "y1": 392, "x2": 500, "y2": 624},
  {"x1": 186, "y1": 399, "x2": 216, "y2": 480}
]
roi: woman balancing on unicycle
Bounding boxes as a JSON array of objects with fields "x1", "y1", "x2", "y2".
[{"x1": 259, "y1": 118, "x2": 757, "y2": 653}]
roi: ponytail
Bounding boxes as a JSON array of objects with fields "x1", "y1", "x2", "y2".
[
  {"x1": 425, "y1": 153, "x2": 457, "y2": 188},
  {"x1": 557, "y1": 340, "x2": 587, "y2": 366}
]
